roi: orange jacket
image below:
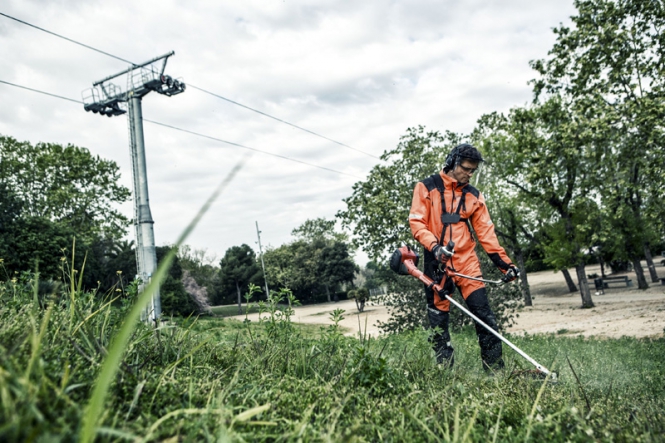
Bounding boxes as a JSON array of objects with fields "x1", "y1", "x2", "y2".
[{"x1": 409, "y1": 171, "x2": 513, "y2": 276}]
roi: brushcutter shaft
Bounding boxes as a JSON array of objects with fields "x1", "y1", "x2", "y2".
[
  {"x1": 442, "y1": 293, "x2": 551, "y2": 376},
  {"x1": 391, "y1": 246, "x2": 552, "y2": 377}
]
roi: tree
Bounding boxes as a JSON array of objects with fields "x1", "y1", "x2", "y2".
[
  {"x1": 476, "y1": 98, "x2": 600, "y2": 308},
  {"x1": 318, "y1": 241, "x2": 357, "y2": 302},
  {"x1": 177, "y1": 245, "x2": 220, "y2": 302},
  {"x1": 0, "y1": 135, "x2": 130, "y2": 237},
  {"x1": 0, "y1": 135, "x2": 132, "y2": 289},
  {"x1": 338, "y1": 126, "x2": 462, "y2": 261},
  {"x1": 262, "y1": 234, "x2": 357, "y2": 305},
  {"x1": 530, "y1": 0, "x2": 665, "y2": 288},
  {"x1": 291, "y1": 217, "x2": 349, "y2": 244},
  {"x1": 156, "y1": 246, "x2": 198, "y2": 317},
  {"x1": 216, "y1": 244, "x2": 262, "y2": 311}
]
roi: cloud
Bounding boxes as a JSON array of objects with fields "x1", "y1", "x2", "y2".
[{"x1": 0, "y1": 0, "x2": 577, "y2": 265}]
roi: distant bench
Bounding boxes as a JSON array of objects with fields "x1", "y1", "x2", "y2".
[
  {"x1": 601, "y1": 276, "x2": 633, "y2": 288},
  {"x1": 593, "y1": 276, "x2": 633, "y2": 293}
]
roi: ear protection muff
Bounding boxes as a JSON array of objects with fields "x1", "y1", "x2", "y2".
[{"x1": 443, "y1": 143, "x2": 475, "y2": 172}]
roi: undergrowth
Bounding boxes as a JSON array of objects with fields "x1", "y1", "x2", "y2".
[{"x1": 1, "y1": 271, "x2": 664, "y2": 442}]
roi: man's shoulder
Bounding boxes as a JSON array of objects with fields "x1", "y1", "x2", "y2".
[
  {"x1": 463, "y1": 184, "x2": 480, "y2": 199},
  {"x1": 421, "y1": 174, "x2": 442, "y2": 192}
]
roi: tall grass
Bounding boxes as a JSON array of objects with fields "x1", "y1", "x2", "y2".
[
  {"x1": 1, "y1": 158, "x2": 664, "y2": 440},
  {"x1": 2, "y1": 268, "x2": 664, "y2": 441}
]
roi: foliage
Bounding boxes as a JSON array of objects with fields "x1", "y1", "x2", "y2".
[
  {"x1": 0, "y1": 135, "x2": 136, "y2": 292},
  {"x1": 0, "y1": 134, "x2": 130, "y2": 236},
  {"x1": 1, "y1": 274, "x2": 663, "y2": 441},
  {"x1": 338, "y1": 126, "x2": 464, "y2": 261},
  {"x1": 156, "y1": 246, "x2": 199, "y2": 317},
  {"x1": 214, "y1": 244, "x2": 262, "y2": 305},
  {"x1": 291, "y1": 217, "x2": 348, "y2": 244},
  {"x1": 177, "y1": 245, "x2": 220, "y2": 304},
  {"x1": 475, "y1": 98, "x2": 599, "y2": 307},
  {"x1": 263, "y1": 220, "x2": 357, "y2": 304},
  {"x1": 529, "y1": 0, "x2": 665, "y2": 287}
]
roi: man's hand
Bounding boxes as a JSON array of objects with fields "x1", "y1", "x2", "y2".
[
  {"x1": 503, "y1": 265, "x2": 520, "y2": 282},
  {"x1": 432, "y1": 243, "x2": 454, "y2": 265}
]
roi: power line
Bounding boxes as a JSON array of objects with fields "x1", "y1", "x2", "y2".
[
  {"x1": 0, "y1": 79, "x2": 362, "y2": 179},
  {"x1": 0, "y1": 12, "x2": 381, "y2": 160},
  {"x1": 0, "y1": 12, "x2": 136, "y2": 66},
  {"x1": 143, "y1": 119, "x2": 361, "y2": 179},
  {"x1": 187, "y1": 84, "x2": 381, "y2": 159},
  {"x1": 0, "y1": 79, "x2": 81, "y2": 103}
]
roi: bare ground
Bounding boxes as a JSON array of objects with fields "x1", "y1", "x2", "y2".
[{"x1": 232, "y1": 261, "x2": 665, "y2": 339}]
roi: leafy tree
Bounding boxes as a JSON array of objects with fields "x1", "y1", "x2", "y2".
[
  {"x1": 291, "y1": 217, "x2": 348, "y2": 244},
  {"x1": 0, "y1": 135, "x2": 130, "y2": 237},
  {"x1": 263, "y1": 236, "x2": 356, "y2": 304},
  {"x1": 476, "y1": 98, "x2": 600, "y2": 308},
  {"x1": 215, "y1": 244, "x2": 262, "y2": 310},
  {"x1": 0, "y1": 135, "x2": 132, "y2": 290},
  {"x1": 530, "y1": 0, "x2": 665, "y2": 288},
  {"x1": 318, "y1": 241, "x2": 357, "y2": 302},
  {"x1": 177, "y1": 245, "x2": 220, "y2": 302},
  {"x1": 156, "y1": 246, "x2": 198, "y2": 317},
  {"x1": 338, "y1": 126, "x2": 462, "y2": 261}
]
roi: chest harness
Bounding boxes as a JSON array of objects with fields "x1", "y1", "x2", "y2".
[{"x1": 429, "y1": 174, "x2": 474, "y2": 276}]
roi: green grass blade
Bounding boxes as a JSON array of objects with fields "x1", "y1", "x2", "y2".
[{"x1": 78, "y1": 158, "x2": 246, "y2": 443}]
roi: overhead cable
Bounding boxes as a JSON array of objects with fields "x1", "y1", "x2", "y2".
[
  {"x1": 187, "y1": 84, "x2": 381, "y2": 159},
  {"x1": 0, "y1": 11, "x2": 380, "y2": 160},
  {"x1": 0, "y1": 12, "x2": 136, "y2": 66},
  {"x1": 143, "y1": 119, "x2": 362, "y2": 179},
  {"x1": 0, "y1": 79, "x2": 362, "y2": 179},
  {"x1": 0, "y1": 79, "x2": 81, "y2": 103}
]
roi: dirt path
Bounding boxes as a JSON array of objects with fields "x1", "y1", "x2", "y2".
[{"x1": 231, "y1": 262, "x2": 665, "y2": 339}]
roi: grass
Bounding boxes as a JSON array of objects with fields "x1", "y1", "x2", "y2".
[
  {"x1": 209, "y1": 304, "x2": 262, "y2": 317},
  {"x1": 1, "y1": 275, "x2": 664, "y2": 441},
  {"x1": 1, "y1": 165, "x2": 663, "y2": 441}
]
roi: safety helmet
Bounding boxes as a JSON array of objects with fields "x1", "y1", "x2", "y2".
[{"x1": 443, "y1": 143, "x2": 484, "y2": 172}]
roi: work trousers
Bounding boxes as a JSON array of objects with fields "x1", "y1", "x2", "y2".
[{"x1": 425, "y1": 282, "x2": 504, "y2": 371}]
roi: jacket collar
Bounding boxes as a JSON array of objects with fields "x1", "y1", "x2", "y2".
[{"x1": 440, "y1": 170, "x2": 467, "y2": 190}]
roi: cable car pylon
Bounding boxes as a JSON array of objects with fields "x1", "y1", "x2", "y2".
[{"x1": 83, "y1": 51, "x2": 186, "y2": 323}]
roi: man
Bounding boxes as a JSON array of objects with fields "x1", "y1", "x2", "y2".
[{"x1": 408, "y1": 143, "x2": 519, "y2": 370}]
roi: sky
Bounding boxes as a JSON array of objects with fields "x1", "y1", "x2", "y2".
[{"x1": 0, "y1": 0, "x2": 577, "y2": 266}]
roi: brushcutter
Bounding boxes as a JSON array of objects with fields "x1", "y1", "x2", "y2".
[{"x1": 389, "y1": 243, "x2": 555, "y2": 379}]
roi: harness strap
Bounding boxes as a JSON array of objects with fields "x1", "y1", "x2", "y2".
[{"x1": 431, "y1": 174, "x2": 469, "y2": 246}]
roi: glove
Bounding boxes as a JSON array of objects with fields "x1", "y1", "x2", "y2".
[
  {"x1": 432, "y1": 242, "x2": 454, "y2": 265},
  {"x1": 503, "y1": 265, "x2": 520, "y2": 282}
]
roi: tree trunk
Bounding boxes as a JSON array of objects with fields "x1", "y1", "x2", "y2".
[
  {"x1": 515, "y1": 251, "x2": 532, "y2": 306},
  {"x1": 599, "y1": 255, "x2": 606, "y2": 278},
  {"x1": 575, "y1": 264, "x2": 594, "y2": 308},
  {"x1": 325, "y1": 285, "x2": 331, "y2": 303},
  {"x1": 562, "y1": 268, "x2": 578, "y2": 292},
  {"x1": 236, "y1": 280, "x2": 242, "y2": 315},
  {"x1": 631, "y1": 257, "x2": 649, "y2": 289},
  {"x1": 644, "y1": 243, "x2": 659, "y2": 283}
]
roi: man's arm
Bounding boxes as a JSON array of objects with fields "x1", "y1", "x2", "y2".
[
  {"x1": 469, "y1": 192, "x2": 514, "y2": 272},
  {"x1": 409, "y1": 181, "x2": 438, "y2": 251}
]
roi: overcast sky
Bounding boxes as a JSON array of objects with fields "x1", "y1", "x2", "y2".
[{"x1": 0, "y1": 0, "x2": 577, "y2": 266}]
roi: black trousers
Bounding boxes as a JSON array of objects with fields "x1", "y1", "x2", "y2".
[{"x1": 426, "y1": 283, "x2": 504, "y2": 370}]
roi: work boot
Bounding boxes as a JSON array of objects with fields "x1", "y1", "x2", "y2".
[{"x1": 436, "y1": 347, "x2": 455, "y2": 368}]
